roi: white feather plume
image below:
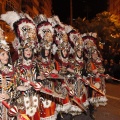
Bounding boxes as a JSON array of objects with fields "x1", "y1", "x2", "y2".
[
  {"x1": 48, "y1": 17, "x2": 57, "y2": 27},
  {"x1": 65, "y1": 25, "x2": 73, "y2": 33},
  {"x1": 34, "y1": 14, "x2": 47, "y2": 25},
  {"x1": 1, "y1": 11, "x2": 20, "y2": 30},
  {"x1": 53, "y1": 15, "x2": 64, "y2": 28},
  {"x1": 23, "y1": 13, "x2": 35, "y2": 23}
]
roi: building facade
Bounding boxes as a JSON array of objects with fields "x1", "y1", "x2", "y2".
[{"x1": 108, "y1": 0, "x2": 120, "y2": 21}]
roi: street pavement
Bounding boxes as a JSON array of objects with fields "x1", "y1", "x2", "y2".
[
  {"x1": 94, "y1": 81, "x2": 120, "y2": 120},
  {"x1": 57, "y1": 81, "x2": 120, "y2": 120}
]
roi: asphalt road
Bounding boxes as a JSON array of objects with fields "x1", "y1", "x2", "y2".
[
  {"x1": 94, "y1": 81, "x2": 120, "y2": 120},
  {"x1": 56, "y1": 81, "x2": 120, "y2": 120}
]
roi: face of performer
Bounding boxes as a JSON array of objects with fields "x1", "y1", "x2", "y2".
[
  {"x1": 0, "y1": 50, "x2": 9, "y2": 65},
  {"x1": 45, "y1": 49, "x2": 50, "y2": 57},
  {"x1": 77, "y1": 50, "x2": 82, "y2": 57},
  {"x1": 92, "y1": 51, "x2": 98, "y2": 60},
  {"x1": 44, "y1": 30, "x2": 53, "y2": 42},
  {"x1": 62, "y1": 49, "x2": 68, "y2": 58},
  {"x1": 28, "y1": 28, "x2": 37, "y2": 40},
  {"x1": 23, "y1": 25, "x2": 37, "y2": 41},
  {"x1": 24, "y1": 47, "x2": 32, "y2": 59}
]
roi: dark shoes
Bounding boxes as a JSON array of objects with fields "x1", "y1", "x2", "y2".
[{"x1": 90, "y1": 114, "x2": 95, "y2": 120}]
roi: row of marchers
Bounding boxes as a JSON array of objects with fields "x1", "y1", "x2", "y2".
[{"x1": 0, "y1": 11, "x2": 107, "y2": 120}]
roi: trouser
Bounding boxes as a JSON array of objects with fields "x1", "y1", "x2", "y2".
[
  {"x1": 88, "y1": 86, "x2": 95, "y2": 116},
  {"x1": 56, "y1": 112, "x2": 73, "y2": 120}
]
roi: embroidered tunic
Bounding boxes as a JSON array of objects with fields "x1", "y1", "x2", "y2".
[
  {"x1": 0, "y1": 68, "x2": 15, "y2": 120},
  {"x1": 14, "y1": 58, "x2": 40, "y2": 120},
  {"x1": 86, "y1": 58, "x2": 107, "y2": 106},
  {"x1": 37, "y1": 57, "x2": 57, "y2": 120}
]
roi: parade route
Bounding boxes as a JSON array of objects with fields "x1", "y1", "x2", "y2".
[
  {"x1": 94, "y1": 82, "x2": 120, "y2": 120},
  {"x1": 69, "y1": 82, "x2": 120, "y2": 120}
]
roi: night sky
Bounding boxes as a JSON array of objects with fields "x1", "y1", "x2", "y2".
[{"x1": 52, "y1": 0, "x2": 108, "y2": 23}]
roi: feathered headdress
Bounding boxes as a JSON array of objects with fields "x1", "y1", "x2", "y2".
[
  {"x1": 51, "y1": 18, "x2": 70, "y2": 56},
  {"x1": 1, "y1": 11, "x2": 37, "y2": 52},
  {"x1": 34, "y1": 14, "x2": 54, "y2": 50},
  {"x1": 65, "y1": 25, "x2": 83, "y2": 54},
  {"x1": 82, "y1": 32, "x2": 97, "y2": 51},
  {"x1": 48, "y1": 15, "x2": 64, "y2": 28},
  {"x1": 82, "y1": 32, "x2": 99, "y2": 59}
]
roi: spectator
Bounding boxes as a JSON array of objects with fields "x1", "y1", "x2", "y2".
[
  {"x1": 103, "y1": 59, "x2": 109, "y2": 74},
  {"x1": 108, "y1": 59, "x2": 115, "y2": 77},
  {"x1": 113, "y1": 60, "x2": 120, "y2": 81},
  {"x1": 108, "y1": 48, "x2": 116, "y2": 61},
  {"x1": 114, "y1": 49, "x2": 120, "y2": 64}
]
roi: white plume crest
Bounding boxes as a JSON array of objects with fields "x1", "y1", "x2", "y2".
[
  {"x1": 23, "y1": 13, "x2": 34, "y2": 23},
  {"x1": 53, "y1": 15, "x2": 64, "y2": 28},
  {"x1": 1, "y1": 11, "x2": 20, "y2": 30},
  {"x1": 48, "y1": 17, "x2": 57, "y2": 27},
  {"x1": 65, "y1": 25, "x2": 73, "y2": 33},
  {"x1": 34, "y1": 14, "x2": 47, "y2": 25}
]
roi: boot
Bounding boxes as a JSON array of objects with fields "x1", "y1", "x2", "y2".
[{"x1": 89, "y1": 104, "x2": 95, "y2": 120}]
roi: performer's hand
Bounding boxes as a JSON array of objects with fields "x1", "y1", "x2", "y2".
[
  {"x1": 37, "y1": 75, "x2": 45, "y2": 80},
  {"x1": 51, "y1": 69, "x2": 58, "y2": 74},
  {"x1": 67, "y1": 68, "x2": 74, "y2": 73},
  {"x1": 77, "y1": 76, "x2": 82, "y2": 80},
  {"x1": 69, "y1": 89, "x2": 74, "y2": 96},
  {"x1": 34, "y1": 82, "x2": 43, "y2": 91},
  {"x1": 85, "y1": 80, "x2": 90, "y2": 85},
  {"x1": 105, "y1": 74, "x2": 110, "y2": 79},
  {"x1": 96, "y1": 73, "x2": 100, "y2": 78},
  {"x1": 24, "y1": 81, "x2": 30, "y2": 87},
  {"x1": 93, "y1": 69, "x2": 97, "y2": 74}
]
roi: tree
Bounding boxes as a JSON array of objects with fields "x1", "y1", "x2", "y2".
[
  {"x1": 91, "y1": 11, "x2": 120, "y2": 44},
  {"x1": 73, "y1": 11, "x2": 120, "y2": 47},
  {"x1": 73, "y1": 17, "x2": 90, "y2": 33}
]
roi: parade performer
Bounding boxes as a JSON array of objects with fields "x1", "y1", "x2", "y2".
[
  {"x1": 1, "y1": 11, "x2": 41, "y2": 120},
  {"x1": 49, "y1": 16, "x2": 72, "y2": 114},
  {"x1": 35, "y1": 14, "x2": 59, "y2": 120},
  {"x1": 0, "y1": 27, "x2": 15, "y2": 120},
  {"x1": 48, "y1": 16, "x2": 87, "y2": 120},
  {"x1": 86, "y1": 47, "x2": 107, "y2": 106},
  {"x1": 82, "y1": 32, "x2": 107, "y2": 119},
  {"x1": 1, "y1": 11, "x2": 38, "y2": 57},
  {"x1": 65, "y1": 25, "x2": 89, "y2": 115}
]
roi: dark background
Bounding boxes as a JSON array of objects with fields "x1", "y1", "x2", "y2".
[{"x1": 52, "y1": 0, "x2": 108, "y2": 23}]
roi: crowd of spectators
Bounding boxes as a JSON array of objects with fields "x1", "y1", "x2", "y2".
[{"x1": 102, "y1": 48, "x2": 120, "y2": 82}]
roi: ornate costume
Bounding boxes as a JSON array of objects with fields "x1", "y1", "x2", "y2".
[
  {"x1": 1, "y1": 11, "x2": 41, "y2": 120},
  {"x1": 0, "y1": 28, "x2": 15, "y2": 120},
  {"x1": 65, "y1": 25, "x2": 89, "y2": 115},
  {"x1": 86, "y1": 48, "x2": 107, "y2": 106},
  {"x1": 1, "y1": 11, "x2": 108, "y2": 120},
  {"x1": 35, "y1": 14, "x2": 58, "y2": 120},
  {"x1": 82, "y1": 32, "x2": 107, "y2": 119},
  {"x1": 49, "y1": 17, "x2": 72, "y2": 114}
]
